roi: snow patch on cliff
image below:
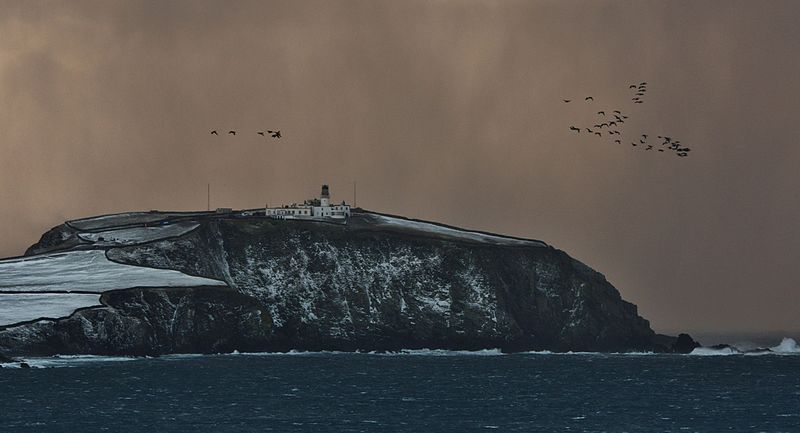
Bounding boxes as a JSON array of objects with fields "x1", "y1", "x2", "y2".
[
  {"x1": 0, "y1": 250, "x2": 226, "y2": 293},
  {"x1": 368, "y1": 214, "x2": 548, "y2": 247},
  {"x1": 0, "y1": 293, "x2": 102, "y2": 326},
  {"x1": 78, "y1": 222, "x2": 200, "y2": 246}
]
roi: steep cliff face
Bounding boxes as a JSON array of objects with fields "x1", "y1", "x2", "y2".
[
  {"x1": 0, "y1": 287, "x2": 271, "y2": 356},
  {"x1": 0, "y1": 210, "x2": 671, "y2": 356}
]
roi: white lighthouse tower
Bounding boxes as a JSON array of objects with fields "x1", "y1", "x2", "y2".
[{"x1": 320, "y1": 184, "x2": 330, "y2": 207}]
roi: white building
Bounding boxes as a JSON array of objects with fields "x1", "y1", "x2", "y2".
[{"x1": 265, "y1": 184, "x2": 351, "y2": 220}]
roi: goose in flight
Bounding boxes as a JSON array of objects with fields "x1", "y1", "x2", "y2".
[
  {"x1": 569, "y1": 126, "x2": 580, "y2": 133},
  {"x1": 594, "y1": 132, "x2": 602, "y2": 137},
  {"x1": 210, "y1": 130, "x2": 218, "y2": 135},
  {"x1": 597, "y1": 111, "x2": 605, "y2": 115},
  {"x1": 228, "y1": 130, "x2": 236, "y2": 135},
  {"x1": 257, "y1": 131, "x2": 265, "y2": 136},
  {"x1": 585, "y1": 96, "x2": 594, "y2": 101},
  {"x1": 268, "y1": 130, "x2": 281, "y2": 138},
  {"x1": 563, "y1": 99, "x2": 571, "y2": 103}
]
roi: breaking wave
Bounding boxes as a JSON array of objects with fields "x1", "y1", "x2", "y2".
[{"x1": 689, "y1": 338, "x2": 800, "y2": 356}]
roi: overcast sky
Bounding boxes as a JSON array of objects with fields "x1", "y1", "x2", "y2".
[{"x1": 1, "y1": 0, "x2": 798, "y2": 336}]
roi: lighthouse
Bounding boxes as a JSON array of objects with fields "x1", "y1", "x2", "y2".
[
  {"x1": 320, "y1": 184, "x2": 330, "y2": 207},
  {"x1": 264, "y1": 184, "x2": 350, "y2": 220}
]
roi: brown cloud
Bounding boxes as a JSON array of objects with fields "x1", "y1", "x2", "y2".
[{"x1": 1, "y1": 0, "x2": 799, "y2": 335}]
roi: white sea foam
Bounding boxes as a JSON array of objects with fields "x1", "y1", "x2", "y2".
[
  {"x1": 4, "y1": 354, "x2": 140, "y2": 368},
  {"x1": 771, "y1": 338, "x2": 800, "y2": 354},
  {"x1": 689, "y1": 338, "x2": 800, "y2": 356},
  {"x1": 689, "y1": 347, "x2": 739, "y2": 356}
]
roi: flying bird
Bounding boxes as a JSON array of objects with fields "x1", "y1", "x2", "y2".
[
  {"x1": 595, "y1": 132, "x2": 602, "y2": 137},
  {"x1": 268, "y1": 130, "x2": 281, "y2": 138},
  {"x1": 210, "y1": 130, "x2": 218, "y2": 135},
  {"x1": 569, "y1": 126, "x2": 580, "y2": 133},
  {"x1": 228, "y1": 130, "x2": 236, "y2": 135},
  {"x1": 585, "y1": 96, "x2": 594, "y2": 101},
  {"x1": 563, "y1": 99, "x2": 571, "y2": 103},
  {"x1": 629, "y1": 84, "x2": 637, "y2": 89},
  {"x1": 614, "y1": 139, "x2": 621, "y2": 144},
  {"x1": 613, "y1": 110, "x2": 621, "y2": 114},
  {"x1": 257, "y1": 131, "x2": 265, "y2": 136},
  {"x1": 597, "y1": 111, "x2": 605, "y2": 115}
]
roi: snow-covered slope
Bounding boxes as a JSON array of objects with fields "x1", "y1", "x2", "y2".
[
  {"x1": 0, "y1": 249, "x2": 226, "y2": 327},
  {"x1": 365, "y1": 214, "x2": 548, "y2": 247},
  {"x1": 77, "y1": 222, "x2": 200, "y2": 246},
  {"x1": 0, "y1": 293, "x2": 102, "y2": 326},
  {"x1": 0, "y1": 250, "x2": 225, "y2": 293}
]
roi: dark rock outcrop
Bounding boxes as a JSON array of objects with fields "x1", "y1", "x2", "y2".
[
  {"x1": 0, "y1": 287, "x2": 271, "y2": 357},
  {"x1": 1, "y1": 210, "x2": 689, "y2": 356}
]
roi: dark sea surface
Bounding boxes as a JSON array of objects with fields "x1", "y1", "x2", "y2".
[{"x1": 1, "y1": 351, "x2": 799, "y2": 433}]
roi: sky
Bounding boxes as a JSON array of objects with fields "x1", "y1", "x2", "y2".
[{"x1": 1, "y1": 0, "x2": 798, "y2": 336}]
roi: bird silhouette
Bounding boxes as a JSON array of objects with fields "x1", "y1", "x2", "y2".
[
  {"x1": 257, "y1": 131, "x2": 265, "y2": 136},
  {"x1": 629, "y1": 84, "x2": 637, "y2": 89},
  {"x1": 586, "y1": 128, "x2": 593, "y2": 133},
  {"x1": 609, "y1": 121, "x2": 617, "y2": 126},
  {"x1": 597, "y1": 111, "x2": 605, "y2": 115},
  {"x1": 677, "y1": 152, "x2": 688, "y2": 157},
  {"x1": 563, "y1": 99, "x2": 571, "y2": 103},
  {"x1": 634, "y1": 100, "x2": 643, "y2": 104},
  {"x1": 268, "y1": 130, "x2": 281, "y2": 138},
  {"x1": 646, "y1": 145, "x2": 653, "y2": 150},
  {"x1": 585, "y1": 96, "x2": 594, "y2": 101},
  {"x1": 642, "y1": 134, "x2": 648, "y2": 139},
  {"x1": 614, "y1": 139, "x2": 621, "y2": 144},
  {"x1": 210, "y1": 130, "x2": 218, "y2": 135},
  {"x1": 228, "y1": 130, "x2": 236, "y2": 135},
  {"x1": 640, "y1": 82, "x2": 647, "y2": 85},
  {"x1": 595, "y1": 132, "x2": 602, "y2": 137},
  {"x1": 569, "y1": 126, "x2": 580, "y2": 133},
  {"x1": 613, "y1": 110, "x2": 621, "y2": 114},
  {"x1": 631, "y1": 142, "x2": 638, "y2": 146}
]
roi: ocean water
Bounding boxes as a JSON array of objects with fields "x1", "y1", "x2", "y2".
[{"x1": 1, "y1": 351, "x2": 799, "y2": 432}]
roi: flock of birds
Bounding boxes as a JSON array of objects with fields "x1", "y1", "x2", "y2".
[
  {"x1": 564, "y1": 82, "x2": 691, "y2": 158},
  {"x1": 210, "y1": 129, "x2": 282, "y2": 138}
]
